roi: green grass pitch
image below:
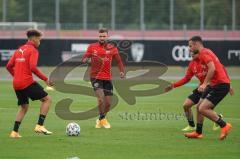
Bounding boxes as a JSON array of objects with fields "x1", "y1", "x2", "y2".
[{"x1": 0, "y1": 80, "x2": 239, "y2": 159}]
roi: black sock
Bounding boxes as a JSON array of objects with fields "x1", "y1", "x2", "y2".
[
  {"x1": 37, "y1": 114, "x2": 46, "y2": 126},
  {"x1": 13, "y1": 121, "x2": 21, "y2": 132},
  {"x1": 99, "y1": 114, "x2": 105, "y2": 120},
  {"x1": 215, "y1": 117, "x2": 226, "y2": 128},
  {"x1": 196, "y1": 123, "x2": 203, "y2": 134},
  {"x1": 188, "y1": 119, "x2": 195, "y2": 127}
]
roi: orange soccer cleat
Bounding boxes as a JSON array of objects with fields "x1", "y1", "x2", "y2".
[
  {"x1": 184, "y1": 131, "x2": 203, "y2": 139},
  {"x1": 220, "y1": 123, "x2": 232, "y2": 140}
]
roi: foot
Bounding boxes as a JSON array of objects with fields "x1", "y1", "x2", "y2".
[
  {"x1": 9, "y1": 131, "x2": 22, "y2": 138},
  {"x1": 220, "y1": 123, "x2": 232, "y2": 140},
  {"x1": 213, "y1": 114, "x2": 223, "y2": 131},
  {"x1": 182, "y1": 125, "x2": 195, "y2": 131},
  {"x1": 34, "y1": 124, "x2": 53, "y2": 135},
  {"x1": 184, "y1": 131, "x2": 203, "y2": 139},
  {"x1": 100, "y1": 119, "x2": 111, "y2": 129},
  {"x1": 95, "y1": 119, "x2": 102, "y2": 128}
]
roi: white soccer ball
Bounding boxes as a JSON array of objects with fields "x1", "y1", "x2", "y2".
[{"x1": 66, "y1": 122, "x2": 80, "y2": 136}]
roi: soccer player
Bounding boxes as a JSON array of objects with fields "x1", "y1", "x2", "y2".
[
  {"x1": 184, "y1": 36, "x2": 232, "y2": 140},
  {"x1": 165, "y1": 53, "x2": 210, "y2": 131},
  {"x1": 81, "y1": 28, "x2": 125, "y2": 129},
  {"x1": 6, "y1": 29, "x2": 53, "y2": 138}
]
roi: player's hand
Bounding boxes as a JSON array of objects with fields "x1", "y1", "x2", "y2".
[
  {"x1": 229, "y1": 87, "x2": 234, "y2": 96},
  {"x1": 198, "y1": 83, "x2": 207, "y2": 92},
  {"x1": 120, "y1": 72, "x2": 125, "y2": 79},
  {"x1": 164, "y1": 84, "x2": 173, "y2": 92},
  {"x1": 45, "y1": 79, "x2": 54, "y2": 87}
]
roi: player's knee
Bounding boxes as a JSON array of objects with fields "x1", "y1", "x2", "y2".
[
  {"x1": 105, "y1": 102, "x2": 111, "y2": 108},
  {"x1": 41, "y1": 95, "x2": 52, "y2": 104},
  {"x1": 97, "y1": 98, "x2": 104, "y2": 105},
  {"x1": 198, "y1": 105, "x2": 205, "y2": 114},
  {"x1": 183, "y1": 104, "x2": 190, "y2": 110},
  {"x1": 20, "y1": 105, "x2": 29, "y2": 113}
]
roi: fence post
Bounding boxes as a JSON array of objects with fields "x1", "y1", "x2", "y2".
[
  {"x1": 83, "y1": 0, "x2": 87, "y2": 30},
  {"x1": 170, "y1": 0, "x2": 174, "y2": 30},
  {"x1": 29, "y1": 0, "x2": 33, "y2": 22},
  {"x1": 111, "y1": 0, "x2": 116, "y2": 30},
  {"x1": 232, "y1": 0, "x2": 236, "y2": 31},
  {"x1": 200, "y1": 0, "x2": 204, "y2": 31}
]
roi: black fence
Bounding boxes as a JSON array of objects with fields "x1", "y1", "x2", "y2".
[{"x1": 0, "y1": 39, "x2": 240, "y2": 66}]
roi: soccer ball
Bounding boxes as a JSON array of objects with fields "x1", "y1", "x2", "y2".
[{"x1": 66, "y1": 122, "x2": 81, "y2": 136}]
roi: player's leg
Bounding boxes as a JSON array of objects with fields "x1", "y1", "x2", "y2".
[
  {"x1": 34, "y1": 95, "x2": 53, "y2": 135},
  {"x1": 100, "y1": 80, "x2": 113, "y2": 129},
  {"x1": 198, "y1": 83, "x2": 231, "y2": 140},
  {"x1": 182, "y1": 88, "x2": 202, "y2": 131},
  {"x1": 182, "y1": 98, "x2": 195, "y2": 131},
  {"x1": 95, "y1": 89, "x2": 105, "y2": 119},
  {"x1": 104, "y1": 95, "x2": 111, "y2": 115},
  {"x1": 25, "y1": 82, "x2": 52, "y2": 135},
  {"x1": 184, "y1": 98, "x2": 204, "y2": 139},
  {"x1": 10, "y1": 89, "x2": 30, "y2": 138},
  {"x1": 91, "y1": 78, "x2": 105, "y2": 128},
  {"x1": 94, "y1": 89, "x2": 105, "y2": 128}
]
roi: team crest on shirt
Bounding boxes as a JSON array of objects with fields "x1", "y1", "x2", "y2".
[{"x1": 93, "y1": 50, "x2": 98, "y2": 54}]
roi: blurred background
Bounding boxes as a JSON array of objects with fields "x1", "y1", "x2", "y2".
[
  {"x1": 0, "y1": 0, "x2": 239, "y2": 80},
  {"x1": 0, "y1": 0, "x2": 240, "y2": 39}
]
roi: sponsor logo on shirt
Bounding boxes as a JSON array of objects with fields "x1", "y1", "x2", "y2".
[{"x1": 16, "y1": 57, "x2": 26, "y2": 62}]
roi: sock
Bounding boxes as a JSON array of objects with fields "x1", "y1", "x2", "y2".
[
  {"x1": 187, "y1": 118, "x2": 195, "y2": 127},
  {"x1": 215, "y1": 117, "x2": 226, "y2": 128},
  {"x1": 37, "y1": 114, "x2": 46, "y2": 126},
  {"x1": 99, "y1": 114, "x2": 105, "y2": 120},
  {"x1": 196, "y1": 123, "x2": 203, "y2": 134},
  {"x1": 13, "y1": 121, "x2": 21, "y2": 132}
]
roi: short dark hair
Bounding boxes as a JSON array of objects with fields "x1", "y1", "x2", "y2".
[
  {"x1": 26, "y1": 29, "x2": 42, "y2": 38},
  {"x1": 189, "y1": 36, "x2": 203, "y2": 44},
  {"x1": 99, "y1": 28, "x2": 108, "y2": 34}
]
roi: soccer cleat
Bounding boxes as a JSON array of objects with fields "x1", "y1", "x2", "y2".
[
  {"x1": 184, "y1": 131, "x2": 203, "y2": 139},
  {"x1": 100, "y1": 119, "x2": 111, "y2": 129},
  {"x1": 212, "y1": 114, "x2": 223, "y2": 131},
  {"x1": 95, "y1": 119, "x2": 102, "y2": 128},
  {"x1": 34, "y1": 124, "x2": 53, "y2": 135},
  {"x1": 9, "y1": 131, "x2": 22, "y2": 138},
  {"x1": 220, "y1": 123, "x2": 232, "y2": 140},
  {"x1": 182, "y1": 125, "x2": 196, "y2": 131}
]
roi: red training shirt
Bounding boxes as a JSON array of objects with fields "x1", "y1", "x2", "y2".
[
  {"x1": 82, "y1": 42, "x2": 124, "y2": 80},
  {"x1": 6, "y1": 41, "x2": 48, "y2": 90},
  {"x1": 173, "y1": 59, "x2": 207, "y2": 88},
  {"x1": 197, "y1": 48, "x2": 230, "y2": 86}
]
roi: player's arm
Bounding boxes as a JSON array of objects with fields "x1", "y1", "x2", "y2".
[
  {"x1": 6, "y1": 53, "x2": 15, "y2": 76},
  {"x1": 29, "y1": 50, "x2": 49, "y2": 83},
  {"x1": 80, "y1": 45, "x2": 92, "y2": 63},
  {"x1": 113, "y1": 49, "x2": 125, "y2": 78},
  {"x1": 165, "y1": 64, "x2": 193, "y2": 92},
  {"x1": 198, "y1": 54, "x2": 215, "y2": 92}
]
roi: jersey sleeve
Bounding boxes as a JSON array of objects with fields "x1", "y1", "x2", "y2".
[
  {"x1": 113, "y1": 48, "x2": 124, "y2": 73},
  {"x1": 29, "y1": 50, "x2": 48, "y2": 81},
  {"x1": 6, "y1": 52, "x2": 16, "y2": 76},
  {"x1": 172, "y1": 63, "x2": 194, "y2": 88},
  {"x1": 81, "y1": 44, "x2": 92, "y2": 60}
]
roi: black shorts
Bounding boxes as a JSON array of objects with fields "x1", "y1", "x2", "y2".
[
  {"x1": 188, "y1": 85, "x2": 211, "y2": 104},
  {"x1": 90, "y1": 78, "x2": 113, "y2": 96},
  {"x1": 15, "y1": 82, "x2": 48, "y2": 106},
  {"x1": 202, "y1": 83, "x2": 230, "y2": 106}
]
